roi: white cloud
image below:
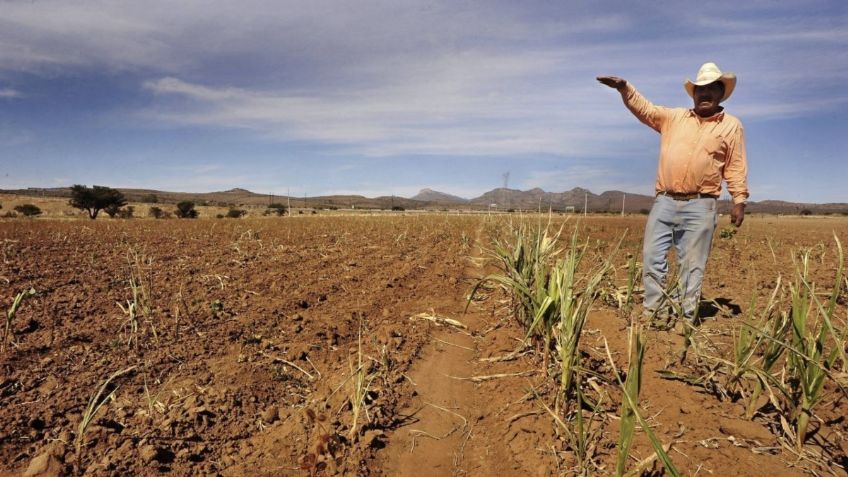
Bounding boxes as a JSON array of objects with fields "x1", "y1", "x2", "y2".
[
  {"x1": 141, "y1": 67, "x2": 632, "y2": 157},
  {"x1": 0, "y1": 88, "x2": 22, "y2": 98},
  {"x1": 321, "y1": 186, "x2": 425, "y2": 198}
]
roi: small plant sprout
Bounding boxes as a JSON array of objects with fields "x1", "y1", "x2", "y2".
[
  {"x1": 76, "y1": 366, "x2": 136, "y2": 457},
  {"x1": 3, "y1": 287, "x2": 36, "y2": 351},
  {"x1": 622, "y1": 253, "x2": 638, "y2": 321},
  {"x1": 348, "y1": 318, "x2": 376, "y2": 439},
  {"x1": 116, "y1": 298, "x2": 139, "y2": 349},
  {"x1": 128, "y1": 247, "x2": 158, "y2": 344}
]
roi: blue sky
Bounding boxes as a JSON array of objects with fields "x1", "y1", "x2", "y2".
[{"x1": 0, "y1": 1, "x2": 846, "y2": 202}]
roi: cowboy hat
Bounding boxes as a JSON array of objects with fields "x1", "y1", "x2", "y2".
[{"x1": 684, "y1": 62, "x2": 736, "y2": 103}]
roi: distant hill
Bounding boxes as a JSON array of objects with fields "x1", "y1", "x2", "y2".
[
  {"x1": 3, "y1": 186, "x2": 847, "y2": 215},
  {"x1": 469, "y1": 187, "x2": 656, "y2": 213},
  {"x1": 411, "y1": 189, "x2": 469, "y2": 204}
]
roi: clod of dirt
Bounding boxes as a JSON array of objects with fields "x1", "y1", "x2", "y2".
[
  {"x1": 360, "y1": 429, "x2": 385, "y2": 449},
  {"x1": 140, "y1": 445, "x2": 175, "y2": 464},
  {"x1": 140, "y1": 445, "x2": 158, "y2": 463},
  {"x1": 261, "y1": 406, "x2": 279, "y2": 424},
  {"x1": 23, "y1": 444, "x2": 63, "y2": 477},
  {"x1": 287, "y1": 343, "x2": 310, "y2": 360},
  {"x1": 718, "y1": 418, "x2": 774, "y2": 442}
]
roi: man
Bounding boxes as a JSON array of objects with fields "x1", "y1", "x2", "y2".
[{"x1": 597, "y1": 62, "x2": 749, "y2": 323}]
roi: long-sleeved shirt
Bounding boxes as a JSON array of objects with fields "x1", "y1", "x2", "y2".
[{"x1": 620, "y1": 84, "x2": 749, "y2": 204}]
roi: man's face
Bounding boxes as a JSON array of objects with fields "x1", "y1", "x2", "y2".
[{"x1": 693, "y1": 82, "x2": 725, "y2": 117}]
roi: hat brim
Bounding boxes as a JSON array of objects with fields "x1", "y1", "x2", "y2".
[{"x1": 684, "y1": 73, "x2": 736, "y2": 103}]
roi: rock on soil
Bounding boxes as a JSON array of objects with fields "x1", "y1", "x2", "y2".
[{"x1": 23, "y1": 444, "x2": 64, "y2": 477}]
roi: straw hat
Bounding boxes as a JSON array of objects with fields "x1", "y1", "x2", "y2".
[{"x1": 684, "y1": 62, "x2": 736, "y2": 103}]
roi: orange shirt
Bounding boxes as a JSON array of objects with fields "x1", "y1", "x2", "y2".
[{"x1": 620, "y1": 84, "x2": 749, "y2": 204}]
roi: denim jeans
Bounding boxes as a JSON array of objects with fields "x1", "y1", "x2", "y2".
[{"x1": 642, "y1": 195, "x2": 717, "y2": 320}]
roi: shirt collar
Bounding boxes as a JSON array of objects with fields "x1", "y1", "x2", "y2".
[{"x1": 688, "y1": 107, "x2": 725, "y2": 121}]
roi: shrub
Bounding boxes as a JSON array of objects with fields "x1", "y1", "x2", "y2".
[
  {"x1": 141, "y1": 194, "x2": 159, "y2": 203},
  {"x1": 266, "y1": 203, "x2": 287, "y2": 216},
  {"x1": 69, "y1": 185, "x2": 127, "y2": 219},
  {"x1": 391, "y1": 206, "x2": 405, "y2": 211},
  {"x1": 800, "y1": 209, "x2": 812, "y2": 216},
  {"x1": 148, "y1": 206, "x2": 164, "y2": 219},
  {"x1": 117, "y1": 206, "x2": 134, "y2": 219},
  {"x1": 14, "y1": 204, "x2": 42, "y2": 217},
  {"x1": 226, "y1": 208, "x2": 246, "y2": 218},
  {"x1": 175, "y1": 201, "x2": 199, "y2": 219}
]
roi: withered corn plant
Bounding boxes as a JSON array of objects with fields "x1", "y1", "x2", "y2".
[
  {"x1": 722, "y1": 276, "x2": 784, "y2": 400},
  {"x1": 347, "y1": 319, "x2": 376, "y2": 440},
  {"x1": 76, "y1": 367, "x2": 136, "y2": 458},
  {"x1": 539, "y1": 229, "x2": 616, "y2": 406},
  {"x1": 533, "y1": 369, "x2": 607, "y2": 476},
  {"x1": 3, "y1": 287, "x2": 36, "y2": 352},
  {"x1": 467, "y1": 218, "x2": 562, "y2": 366},
  {"x1": 784, "y1": 237, "x2": 845, "y2": 450},
  {"x1": 605, "y1": 328, "x2": 680, "y2": 477}
]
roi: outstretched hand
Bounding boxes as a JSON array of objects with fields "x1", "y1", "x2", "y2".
[
  {"x1": 597, "y1": 76, "x2": 627, "y2": 90},
  {"x1": 731, "y1": 203, "x2": 746, "y2": 227}
]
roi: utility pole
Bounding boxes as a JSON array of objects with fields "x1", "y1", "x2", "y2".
[
  {"x1": 621, "y1": 193, "x2": 626, "y2": 216},
  {"x1": 502, "y1": 172, "x2": 510, "y2": 211},
  {"x1": 287, "y1": 188, "x2": 291, "y2": 216},
  {"x1": 584, "y1": 192, "x2": 588, "y2": 217}
]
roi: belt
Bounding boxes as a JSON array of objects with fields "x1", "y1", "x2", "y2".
[{"x1": 658, "y1": 191, "x2": 719, "y2": 201}]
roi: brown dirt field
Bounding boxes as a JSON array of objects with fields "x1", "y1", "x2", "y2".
[{"x1": 1, "y1": 214, "x2": 846, "y2": 476}]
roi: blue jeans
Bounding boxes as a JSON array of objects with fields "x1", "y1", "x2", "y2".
[{"x1": 642, "y1": 195, "x2": 717, "y2": 320}]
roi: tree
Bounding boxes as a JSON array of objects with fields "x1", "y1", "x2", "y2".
[
  {"x1": 175, "y1": 201, "x2": 199, "y2": 218},
  {"x1": 14, "y1": 204, "x2": 42, "y2": 217},
  {"x1": 104, "y1": 203, "x2": 122, "y2": 218},
  {"x1": 69, "y1": 185, "x2": 127, "y2": 219}
]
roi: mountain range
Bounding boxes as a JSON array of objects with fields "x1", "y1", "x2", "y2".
[{"x1": 3, "y1": 186, "x2": 847, "y2": 215}]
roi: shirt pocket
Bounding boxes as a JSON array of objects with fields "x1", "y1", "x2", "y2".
[
  {"x1": 696, "y1": 135, "x2": 726, "y2": 187},
  {"x1": 700, "y1": 135, "x2": 726, "y2": 160}
]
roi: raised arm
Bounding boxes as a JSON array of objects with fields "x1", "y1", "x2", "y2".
[{"x1": 597, "y1": 76, "x2": 669, "y2": 132}]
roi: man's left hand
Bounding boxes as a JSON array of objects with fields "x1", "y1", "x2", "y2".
[{"x1": 731, "y1": 203, "x2": 746, "y2": 227}]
